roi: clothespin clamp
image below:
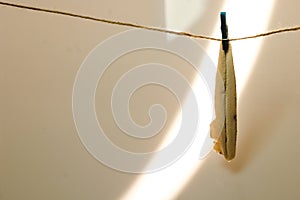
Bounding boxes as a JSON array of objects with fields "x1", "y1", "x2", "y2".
[{"x1": 220, "y1": 12, "x2": 229, "y2": 53}]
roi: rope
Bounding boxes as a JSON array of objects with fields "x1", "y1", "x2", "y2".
[{"x1": 1, "y1": 1, "x2": 299, "y2": 42}]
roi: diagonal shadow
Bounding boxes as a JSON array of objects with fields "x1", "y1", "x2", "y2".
[
  {"x1": 174, "y1": 0, "x2": 300, "y2": 198},
  {"x1": 96, "y1": 1, "x2": 224, "y2": 200}
]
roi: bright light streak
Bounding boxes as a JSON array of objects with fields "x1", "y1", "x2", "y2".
[
  {"x1": 121, "y1": 1, "x2": 274, "y2": 200},
  {"x1": 121, "y1": 76, "x2": 211, "y2": 200},
  {"x1": 213, "y1": 0, "x2": 275, "y2": 94}
]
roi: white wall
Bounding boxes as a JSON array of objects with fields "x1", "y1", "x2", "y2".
[{"x1": 1, "y1": 0, "x2": 300, "y2": 199}]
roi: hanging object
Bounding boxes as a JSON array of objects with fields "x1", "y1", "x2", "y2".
[{"x1": 210, "y1": 12, "x2": 237, "y2": 161}]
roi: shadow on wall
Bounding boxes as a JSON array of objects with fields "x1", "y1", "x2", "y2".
[
  {"x1": 93, "y1": 1, "x2": 225, "y2": 199},
  {"x1": 175, "y1": 1, "x2": 300, "y2": 199},
  {"x1": 227, "y1": 1, "x2": 300, "y2": 172}
]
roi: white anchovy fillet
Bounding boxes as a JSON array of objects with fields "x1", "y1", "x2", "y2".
[{"x1": 210, "y1": 42, "x2": 237, "y2": 161}]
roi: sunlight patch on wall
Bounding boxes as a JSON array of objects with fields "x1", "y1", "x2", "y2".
[
  {"x1": 121, "y1": 0, "x2": 275, "y2": 199},
  {"x1": 121, "y1": 70, "x2": 212, "y2": 200},
  {"x1": 220, "y1": 0, "x2": 275, "y2": 94}
]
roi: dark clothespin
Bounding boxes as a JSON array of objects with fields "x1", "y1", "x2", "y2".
[{"x1": 220, "y1": 12, "x2": 229, "y2": 53}]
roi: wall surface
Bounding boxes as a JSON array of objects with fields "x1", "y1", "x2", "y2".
[{"x1": 1, "y1": 0, "x2": 300, "y2": 200}]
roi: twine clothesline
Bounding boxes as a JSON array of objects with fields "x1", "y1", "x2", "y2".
[{"x1": 1, "y1": 1, "x2": 300, "y2": 42}]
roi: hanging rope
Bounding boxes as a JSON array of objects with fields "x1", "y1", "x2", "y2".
[{"x1": 0, "y1": 1, "x2": 299, "y2": 41}]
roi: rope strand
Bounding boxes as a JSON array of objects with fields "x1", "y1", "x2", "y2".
[
  {"x1": 1, "y1": 1, "x2": 299, "y2": 42},
  {"x1": 231, "y1": 26, "x2": 300, "y2": 41}
]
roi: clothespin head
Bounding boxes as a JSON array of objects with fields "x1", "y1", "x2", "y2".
[{"x1": 220, "y1": 12, "x2": 229, "y2": 53}]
